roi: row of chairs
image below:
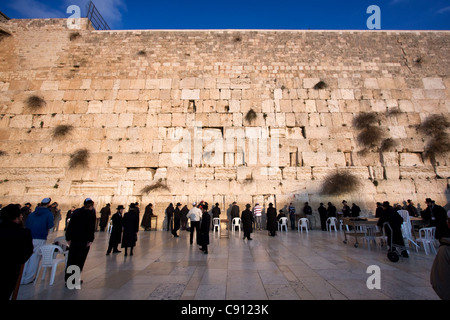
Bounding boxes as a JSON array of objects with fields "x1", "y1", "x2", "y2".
[
  {"x1": 277, "y1": 217, "x2": 309, "y2": 232},
  {"x1": 214, "y1": 217, "x2": 311, "y2": 233}
]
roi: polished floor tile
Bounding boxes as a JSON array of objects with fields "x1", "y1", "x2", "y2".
[{"x1": 16, "y1": 227, "x2": 441, "y2": 300}]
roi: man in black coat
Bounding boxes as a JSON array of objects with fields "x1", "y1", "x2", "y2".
[
  {"x1": 231, "y1": 202, "x2": 240, "y2": 220},
  {"x1": 421, "y1": 199, "x2": 450, "y2": 240},
  {"x1": 318, "y1": 203, "x2": 328, "y2": 231},
  {"x1": 165, "y1": 203, "x2": 174, "y2": 231},
  {"x1": 377, "y1": 201, "x2": 408, "y2": 257},
  {"x1": 327, "y1": 202, "x2": 337, "y2": 217},
  {"x1": 106, "y1": 205, "x2": 124, "y2": 255},
  {"x1": 99, "y1": 203, "x2": 111, "y2": 232},
  {"x1": 342, "y1": 200, "x2": 351, "y2": 217},
  {"x1": 172, "y1": 203, "x2": 182, "y2": 238},
  {"x1": 141, "y1": 203, "x2": 154, "y2": 231},
  {"x1": 198, "y1": 208, "x2": 211, "y2": 254},
  {"x1": 122, "y1": 203, "x2": 139, "y2": 256},
  {"x1": 241, "y1": 204, "x2": 254, "y2": 240},
  {"x1": 266, "y1": 203, "x2": 277, "y2": 237},
  {"x1": 351, "y1": 203, "x2": 361, "y2": 217},
  {"x1": 65, "y1": 198, "x2": 96, "y2": 286},
  {"x1": 0, "y1": 204, "x2": 33, "y2": 300}
]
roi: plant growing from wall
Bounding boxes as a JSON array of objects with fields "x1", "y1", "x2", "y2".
[
  {"x1": 313, "y1": 80, "x2": 327, "y2": 90},
  {"x1": 69, "y1": 32, "x2": 81, "y2": 41},
  {"x1": 419, "y1": 114, "x2": 450, "y2": 162},
  {"x1": 52, "y1": 124, "x2": 73, "y2": 139},
  {"x1": 25, "y1": 95, "x2": 46, "y2": 111},
  {"x1": 352, "y1": 112, "x2": 385, "y2": 151},
  {"x1": 320, "y1": 171, "x2": 361, "y2": 195},
  {"x1": 140, "y1": 178, "x2": 170, "y2": 194},
  {"x1": 68, "y1": 148, "x2": 89, "y2": 169},
  {"x1": 380, "y1": 138, "x2": 399, "y2": 152},
  {"x1": 244, "y1": 108, "x2": 257, "y2": 124}
]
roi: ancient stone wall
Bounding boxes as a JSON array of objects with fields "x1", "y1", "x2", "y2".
[{"x1": 0, "y1": 18, "x2": 449, "y2": 227}]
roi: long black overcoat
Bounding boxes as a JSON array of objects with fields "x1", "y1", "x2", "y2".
[{"x1": 121, "y1": 209, "x2": 139, "y2": 248}]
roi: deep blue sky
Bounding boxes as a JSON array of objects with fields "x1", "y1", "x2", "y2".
[{"x1": 2, "y1": 0, "x2": 450, "y2": 30}]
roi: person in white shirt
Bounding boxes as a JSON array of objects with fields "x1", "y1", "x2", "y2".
[
  {"x1": 187, "y1": 202, "x2": 202, "y2": 245},
  {"x1": 253, "y1": 203, "x2": 262, "y2": 231}
]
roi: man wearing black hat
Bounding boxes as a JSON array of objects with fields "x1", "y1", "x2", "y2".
[
  {"x1": 241, "y1": 204, "x2": 254, "y2": 240},
  {"x1": 377, "y1": 201, "x2": 408, "y2": 257},
  {"x1": 106, "y1": 205, "x2": 124, "y2": 255},
  {"x1": 0, "y1": 204, "x2": 33, "y2": 300},
  {"x1": 421, "y1": 198, "x2": 450, "y2": 240},
  {"x1": 65, "y1": 198, "x2": 96, "y2": 286},
  {"x1": 172, "y1": 203, "x2": 182, "y2": 238}
]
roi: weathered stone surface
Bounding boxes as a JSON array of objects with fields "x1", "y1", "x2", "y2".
[{"x1": 0, "y1": 19, "x2": 448, "y2": 228}]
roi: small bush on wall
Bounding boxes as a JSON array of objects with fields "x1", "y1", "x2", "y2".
[
  {"x1": 69, "y1": 148, "x2": 89, "y2": 169},
  {"x1": 140, "y1": 178, "x2": 170, "y2": 194},
  {"x1": 320, "y1": 171, "x2": 361, "y2": 195},
  {"x1": 26, "y1": 95, "x2": 46, "y2": 110},
  {"x1": 52, "y1": 124, "x2": 73, "y2": 139}
]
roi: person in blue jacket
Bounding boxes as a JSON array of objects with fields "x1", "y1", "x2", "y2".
[{"x1": 21, "y1": 197, "x2": 54, "y2": 284}]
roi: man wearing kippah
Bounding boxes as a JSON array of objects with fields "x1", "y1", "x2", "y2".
[
  {"x1": 65, "y1": 198, "x2": 96, "y2": 287},
  {"x1": 21, "y1": 197, "x2": 54, "y2": 284}
]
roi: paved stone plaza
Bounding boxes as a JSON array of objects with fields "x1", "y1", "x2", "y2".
[{"x1": 18, "y1": 227, "x2": 439, "y2": 300}]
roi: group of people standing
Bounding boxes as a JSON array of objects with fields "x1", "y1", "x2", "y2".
[
  {"x1": 317, "y1": 200, "x2": 361, "y2": 231},
  {"x1": 104, "y1": 203, "x2": 140, "y2": 257},
  {"x1": 0, "y1": 197, "x2": 98, "y2": 298}
]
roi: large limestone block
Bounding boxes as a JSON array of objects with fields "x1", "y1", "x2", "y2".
[
  {"x1": 400, "y1": 166, "x2": 436, "y2": 180},
  {"x1": 376, "y1": 180, "x2": 416, "y2": 195},
  {"x1": 399, "y1": 152, "x2": 424, "y2": 166},
  {"x1": 302, "y1": 152, "x2": 327, "y2": 167},
  {"x1": 108, "y1": 153, "x2": 159, "y2": 168},
  {"x1": 326, "y1": 152, "x2": 347, "y2": 167},
  {"x1": 422, "y1": 78, "x2": 445, "y2": 90},
  {"x1": 181, "y1": 89, "x2": 200, "y2": 100},
  {"x1": 304, "y1": 127, "x2": 330, "y2": 139},
  {"x1": 166, "y1": 167, "x2": 195, "y2": 181}
]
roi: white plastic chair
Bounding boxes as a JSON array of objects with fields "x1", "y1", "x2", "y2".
[
  {"x1": 298, "y1": 218, "x2": 308, "y2": 233},
  {"x1": 232, "y1": 217, "x2": 241, "y2": 233},
  {"x1": 213, "y1": 218, "x2": 220, "y2": 233},
  {"x1": 397, "y1": 210, "x2": 410, "y2": 224},
  {"x1": 278, "y1": 217, "x2": 288, "y2": 232},
  {"x1": 53, "y1": 236, "x2": 69, "y2": 265},
  {"x1": 375, "y1": 225, "x2": 388, "y2": 248},
  {"x1": 327, "y1": 217, "x2": 338, "y2": 232},
  {"x1": 363, "y1": 226, "x2": 377, "y2": 249},
  {"x1": 401, "y1": 222, "x2": 419, "y2": 252},
  {"x1": 34, "y1": 244, "x2": 66, "y2": 286},
  {"x1": 416, "y1": 227, "x2": 437, "y2": 255},
  {"x1": 107, "y1": 220, "x2": 113, "y2": 233}
]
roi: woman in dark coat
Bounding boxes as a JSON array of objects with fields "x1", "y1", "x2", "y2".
[
  {"x1": 266, "y1": 203, "x2": 277, "y2": 237},
  {"x1": 106, "y1": 205, "x2": 124, "y2": 255},
  {"x1": 241, "y1": 204, "x2": 254, "y2": 240},
  {"x1": 121, "y1": 203, "x2": 139, "y2": 256},
  {"x1": 141, "y1": 203, "x2": 153, "y2": 231},
  {"x1": 198, "y1": 208, "x2": 211, "y2": 254}
]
